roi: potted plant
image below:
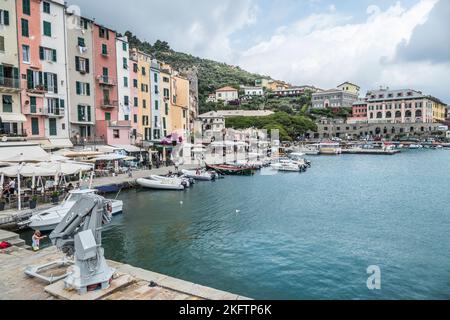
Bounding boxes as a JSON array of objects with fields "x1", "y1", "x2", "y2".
[
  {"x1": 51, "y1": 191, "x2": 59, "y2": 204},
  {"x1": 29, "y1": 195, "x2": 38, "y2": 209},
  {"x1": 0, "y1": 196, "x2": 5, "y2": 211}
]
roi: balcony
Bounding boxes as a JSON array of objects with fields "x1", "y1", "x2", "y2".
[
  {"x1": 26, "y1": 84, "x2": 46, "y2": 95},
  {"x1": 43, "y1": 108, "x2": 65, "y2": 117},
  {"x1": 0, "y1": 128, "x2": 27, "y2": 138},
  {"x1": 22, "y1": 106, "x2": 46, "y2": 116},
  {"x1": 97, "y1": 75, "x2": 116, "y2": 86},
  {"x1": 100, "y1": 99, "x2": 118, "y2": 109},
  {"x1": 0, "y1": 77, "x2": 21, "y2": 92},
  {"x1": 108, "y1": 120, "x2": 132, "y2": 128}
]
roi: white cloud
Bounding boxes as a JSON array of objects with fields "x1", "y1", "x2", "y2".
[
  {"x1": 69, "y1": 0, "x2": 258, "y2": 61},
  {"x1": 238, "y1": 0, "x2": 446, "y2": 99}
]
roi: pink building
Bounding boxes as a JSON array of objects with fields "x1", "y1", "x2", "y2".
[
  {"x1": 92, "y1": 23, "x2": 127, "y2": 144},
  {"x1": 17, "y1": 0, "x2": 45, "y2": 140}
]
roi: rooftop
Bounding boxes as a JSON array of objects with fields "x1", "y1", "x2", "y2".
[
  {"x1": 216, "y1": 86, "x2": 238, "y2": 92},
  {"x1": 199, "y1": 110, "x2": 274, "y2": 118}
]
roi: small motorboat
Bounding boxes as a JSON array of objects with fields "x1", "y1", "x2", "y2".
[
  {"x1": 205, "y1": 164, "x2": 254, "y2": 176},
  {"x1": 181, "y1": 169, "x2": 215, "y2": 181},
  {"x1": 150, "y1": 175, "x2": 191, "y2": 188},
  {"x1": 137, "y1": 177, "x2": 185, "y2": 191},
  {"x1": 409, "y1": 144, "x2": 423, "y2": 149},
  {"x1": 271, "y1": 162, "x2": 301, "y2": 172},
  {"x1": 25, "y1": 189, "x2": 123, "y2": 232}
]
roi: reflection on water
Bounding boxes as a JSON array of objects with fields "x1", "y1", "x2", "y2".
[{"x1": 20, "y1": 150, "x2": 450, "y2": 299}]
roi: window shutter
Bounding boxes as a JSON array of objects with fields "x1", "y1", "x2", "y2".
[
  {"x1": 0, "y1": 65, "x2": 4, "y2": 84},
  {"x1": 86, "y1": 83, "x2": 90, "y2": 96},
  {"x1": 4, "y1": 11, "x2": 9, "y2": 25},
  {"x1": 38, "y1": 72, "x2": 43, "y2": 86},
  {"x1": 76, "y1": 81, "x2": 81, "y2": 95},
  {"x1": 87, "y1": 106, "x2": 91, "y2": 122},
  {"x1": 13, "y1": 67, "x2": 19, "y2": 80},
  {"x1": 30, "y1": 97, "x2": 36, "y2": 113},
  {"x1": 52, "y1": 49, "x2": 57, "y2": 62},
  {"x1": 39, "y1": 47, "x2": 44, "y2": 60},
  {"x1": 53, "y1": 74, "x2": 58, "y2": 93},
  {"x1": 59, "y1": 99, "x2": 64, "y2": 111},
  {"x1": 75, "y1": 56, "x2": 80, "y2": 71},
  {"x1": 78, "y1": 105, "x2": 83, "y2": 121},
  {"x1": 27, "y1": 69, "x2": 33, "y2": 89},
  {"x1": 85, "y1": 59, "x2": 90, "y2": 73},
  {"x1": 43, "y1": 72, "x2": 48, "y2": 91}
]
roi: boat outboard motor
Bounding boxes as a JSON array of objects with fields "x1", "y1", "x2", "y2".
[{"x1": 49, "y1": 193, "x2": 115, "y2": 295}]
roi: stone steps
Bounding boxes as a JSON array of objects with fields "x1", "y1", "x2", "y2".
[{"x1": 0, "y1": 229, "x2": 26, "y2": 248}]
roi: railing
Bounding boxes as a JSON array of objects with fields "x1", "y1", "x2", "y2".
[
  {"x1": 97, "y1": 75, "x2": 116, "y2": 86},
  {"x1": 70, "y1": 136, "x2": 105, "y2": 147},
  {"x1": 22, "y1": 106, "x2": 46, "y2": 115},
  {"x1": 0, "y1": 77, "x2": 21, "y2": 90},
  {"x1": 26, "y1": 84, "x2": 46, "y2": 94},
  {"x1": 100, "y1": 99, "x2": 118, "y2": 108},
  {"x1": 108, "y1": 120, "x2": 132, "y2": 128},
  {"x1": 0, "y1": 128, "x2": 27, "y2": 137},
  {"x1": 43, "y1": 108, "x2": 65, "y2": 117}
]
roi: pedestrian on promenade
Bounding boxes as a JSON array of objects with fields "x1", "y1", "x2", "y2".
[{"x1": 128, "y1": 167, "x2": 133, "y2": 178}]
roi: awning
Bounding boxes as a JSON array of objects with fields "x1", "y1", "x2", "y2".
[
  {"x1": 48, "y1": 139, "x2": 74, "y2": 149},
  {"x1": 94, "y1": 145, "x2": 120, "y2": 154},
  {"x1": 0, "y1": 145, "x2": 50, "y2": 162},
  {"x1": 0, "y1": 113, "x2": 27, "y2": 123},
  {"x1": 110, "y1": 144, "x2": 144, "y2": 153}
]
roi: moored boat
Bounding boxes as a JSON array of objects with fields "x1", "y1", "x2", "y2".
[
  {"x1": 25, "y1": 189, "x2": 123, "y2": 232},
  {"x1": 137, "y1": 177, "x2": 185, "y2": 191},
  {"x1": 205, "y1": 164, "x2": 255, "y2": 176},
  {"x1": 181, "y1": 169, "x2": 215, "y2": 181},
  {"x1": 319, "y1": 142, "x2": 342, "y2": 155}
]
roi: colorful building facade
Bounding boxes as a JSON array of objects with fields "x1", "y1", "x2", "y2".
[
  {"x1": 66, "y1": 14, "x2": 96, "y2": 143},
  {"x1": 0, "y1": 0, "x2": 24, "y2": 137}
]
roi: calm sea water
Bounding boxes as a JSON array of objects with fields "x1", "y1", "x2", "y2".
[{"x1": 22, "y1": 150, "x2": 450, "y2": 299}]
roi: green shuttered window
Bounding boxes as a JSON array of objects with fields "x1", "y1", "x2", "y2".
[
  {"x1": 23, "y1": 0, "x2": 31, "y2": 15},
  {"x1": 21, "y1": 19, "x2": 29, "y2": 37},
  {"x1": 31, "y1": 118, "x2": 39, "y2": 135},
  {"x1": 43, "y1": 21, "x2": 51, "y2": 37}
]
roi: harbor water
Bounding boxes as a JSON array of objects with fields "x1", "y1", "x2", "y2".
[{"x1": 22, "y1": 150, "x2": 450, "y2": 299}]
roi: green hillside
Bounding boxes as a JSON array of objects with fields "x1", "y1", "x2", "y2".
[{"x1": 124, "y1": 32, "x2": 270, "y2": 113}]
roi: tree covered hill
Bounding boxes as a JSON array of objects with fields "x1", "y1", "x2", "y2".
[{"x1": 124, "y1": 32, "x2": 271, "y2": 111}]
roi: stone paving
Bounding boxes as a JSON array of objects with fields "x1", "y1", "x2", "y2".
[{"x1": 0, "y1": 246, "x2": 251, "y2": 300}]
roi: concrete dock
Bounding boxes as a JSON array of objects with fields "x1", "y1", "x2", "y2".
[
  {"x1": 342, "y1": 149, "x2": 401, "y2": 155},
  {"x1": 0, "y1": 245, "x2": 251, "y2": 300}
]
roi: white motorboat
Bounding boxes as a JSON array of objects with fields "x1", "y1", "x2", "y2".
[
  {"x1": 409, "y1": 144, "x2": 423, "y2": 149},
  {"x1": 150, "y1": 175, "x2": 191, "y2": 188},
  {"x1": 137, "y1": 177, "x2": 185, "y2": 191},
  {"x1": 270, "y1": 158, "x2": 306, "y2": 172},
  {"x1": 181, "y1": 169, "x2": 215, "y2": 181},
  {"x1": 319, "y1": 142, "x2": 342, "y2": 155},
  {"x1": 26, "y1": 189, "x2": 123, "y2": 232},
  {"x1": 271, "y1": 162, "x2": 302, "y2": 172},
  {"x1": 297, "y1": 146, "x2": 320, "y2": 155}
]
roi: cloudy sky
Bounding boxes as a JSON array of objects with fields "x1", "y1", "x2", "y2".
[{"x1": 68, "y1": 0, "x2": 450, "y2": 102}]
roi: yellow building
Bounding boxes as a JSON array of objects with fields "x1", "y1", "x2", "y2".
[
  {"x1": 170, "y1": 73, "x2": 190, "y2": 138},
  {"x1": 267, "y1": 80, "x2": 290, "y2": 91},
  {"x1": 337, "y1": 82, "x2": 360, "y2": 95},
  {"x1": 429, "y1": 96, "x2": 446, "y2": 123},
  {"x1": 131, "y1": 49, "x2": 152, "y2": 141},
  {"x1": 159, "y1": 65, "x2": 172, "y2": 138}
]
